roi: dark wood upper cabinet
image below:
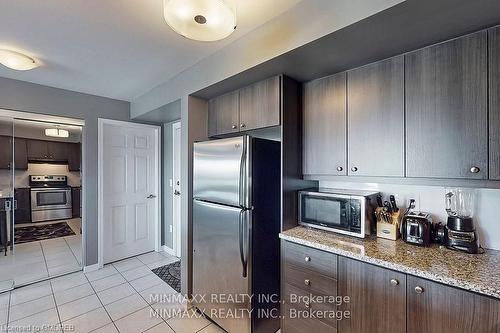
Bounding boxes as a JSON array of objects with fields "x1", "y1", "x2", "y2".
[
  {"x1": 347, "y1": 56, "x2": 405, "y2": 177},
  {"x1": 303, "y1": 72, "x2": 347, "y2": 175},
  {"x1": 406, "y1": 31, "x2": 488, "y2": 179},
  {"x1": 47, "y1": 141, "x2": 67, "y2": 161},
  {"x1": 239, "y1": 76, "x2": 280, "y2": 131},
  {"x1": 14, "y1": 138, "x2": 28, "y2": 170},
  {"x1": 0, "y1": 136, "x2": 12, "y2": 169},
  {"x1": 68, "y1": 143, "x2": 81, "y2": 172},
  {"x1": 208, "y1": 90, "x2": 239, "y2": 136},
  {"x1": 27, "y1": 139, "x2": 49, "y2": 160},
  {"x1": 338, "y1": 257, "x2": 406, "y2": 333},
  {"x1": 407, "y1": 276, "x2": 500, "y2": 333},
  {"x1": 489, "y1": 26, "x2": 500, "y2": 180}
]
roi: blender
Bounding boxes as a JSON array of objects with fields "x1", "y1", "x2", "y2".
[{"x1": 444, "y1": 188, "x2": 479, "y2": 254}]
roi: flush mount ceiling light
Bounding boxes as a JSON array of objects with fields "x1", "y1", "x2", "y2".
[
  {"x1": 163, "y1": 0, "x2": 236, "y2": 41},
  {"x1": 45, "y1": 128, "x2": 69, "y2": 138},
  {"x1": 0, "y1": 49, "x2": 39, "y2": 71}
]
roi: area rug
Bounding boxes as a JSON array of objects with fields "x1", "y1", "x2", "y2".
[
  {"x1": 14, "y1": 222, "x2": 75, "y2": 244},
  {"x1": 152, "y1": 260, "x2": 181, "y2": 293}
]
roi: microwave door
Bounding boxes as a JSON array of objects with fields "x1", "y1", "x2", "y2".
[
  {"x1": 193, "y1": 136, "x2": 249, "y2": 208},
  {"x1": 301, "y1": 194, "x2": 351, "y2": 231}
]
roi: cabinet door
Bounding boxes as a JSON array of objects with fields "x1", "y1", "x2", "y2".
[
  {"x1": 14, "y1": 138, "x2": 28, "y2": 170},
  {"x1": 68, "y1": 143, "x2": 81, "y2": 172},
  {"x1": 27, "y1": 139, "x2": 49, "y2": 160},
  {"x1": 239, "y1": 76, "x2": 280, "y2": 131},
  {"x1": 72, "y1": 187, "x2": 81, "y2": 218},
  {"x1": 407, "y1": 276, "x2": 500, "y2": 333},
  {"x1": 303, "y1": 72, "x2": 347, "y2": 175},
  {"x1": 338, "y1": 257, "x2": 406, "y2": 333},
  {"x1": 14, "y1": 188, "x2": 31, "y2": 224},
  {"x1": 406, "y1": 31, "x2": 487, "y2": 179},
  {"x1": 489, "y1": 27, "x2": 500, "y2": 180},
  {"x1": 0, "y1": 136, "x2": 12, "y2": 169},
  {"x1": 347, "y1": 56, "x2": 404, "y2": 177},
  {"x1": 47, "y1": 141, "x2": 67, "y2": 161},
  {"x1": 208, "y1": 90, "x2": 239, "y2": 136}
]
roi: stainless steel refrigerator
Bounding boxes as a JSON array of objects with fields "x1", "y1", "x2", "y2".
[{"x1": 193, "y1": 135, "x2": 281, "y2": 333}]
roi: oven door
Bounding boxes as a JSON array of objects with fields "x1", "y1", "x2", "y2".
[
  {"x1": 31, "y1": 188, "x2": 72, "y2": 211},
  {"x1": 298, "y1": 192, "x2": 361, "y2": 236}
]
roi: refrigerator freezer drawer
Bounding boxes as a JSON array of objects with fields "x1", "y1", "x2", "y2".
[{"x1": 193, "y1": 199, "x2": 251, "y2": 333}]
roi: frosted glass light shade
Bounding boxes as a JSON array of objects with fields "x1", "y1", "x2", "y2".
[
  {"x1": 45, "y1": 128, "x2": 69, "y2": 138},
  {"x1": 0, "y1": 49, "x2": 38, "y2": 70},
  {"x1": 163, "y1": 0, "x2": 236, "y2": 41}
]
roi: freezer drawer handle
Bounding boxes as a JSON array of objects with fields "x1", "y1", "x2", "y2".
[{"x1": 239, "y1": 210, "x2": 248, "y2": 278}]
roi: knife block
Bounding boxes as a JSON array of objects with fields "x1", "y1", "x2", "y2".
[{"x1": 375, "y1": 207, "x2": 401, "y2": 241}]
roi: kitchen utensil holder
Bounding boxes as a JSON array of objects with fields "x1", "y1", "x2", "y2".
[{"x1": 376, "y1": 207, "x2": 401, "y2": 241}]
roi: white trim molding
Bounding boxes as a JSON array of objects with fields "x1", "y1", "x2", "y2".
[{"x1": 83, "y1": 263, "x2": 100, "y2": 273}]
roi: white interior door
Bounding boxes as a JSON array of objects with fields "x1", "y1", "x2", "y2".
[
  {"x1": 100, "y1": 120, "x2": 160, "y2": 264},
  {"x1": 172, "y1": 122, "x2": 181, "y2": 257}
]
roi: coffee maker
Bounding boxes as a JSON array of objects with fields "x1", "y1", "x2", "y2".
[{"x1": 444, "y1": 188, "x2": 479, "y2": 254}]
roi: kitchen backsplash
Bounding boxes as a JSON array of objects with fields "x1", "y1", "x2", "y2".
[
  {"x1": 0, "y1": 163, "x2": 81, "y2": 189},
  {"x1": 319, "y1": 181, "x2": 500, "y2": 251}
]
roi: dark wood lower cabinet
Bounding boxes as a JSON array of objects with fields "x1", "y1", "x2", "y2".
[
  {"x1": 338, "y1": 257, "x2": 406, "y2": 333},
  {"x1": 14, "y1": 188, "x2": 31, "y2": 224},
  {"x1": 72, "y1": 187, "x2": 81, "y2": 218},
  {"x1": 407, "y1": 276, "x2": 500, "y2": 333}
]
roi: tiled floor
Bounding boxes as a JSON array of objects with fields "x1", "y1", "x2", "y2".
[
  {"x1": 0, "y1": 251, "x2": 224, "y2": 333},
  {"x1": 0, "y1": 218, "x2": 82, "y2": 287}
]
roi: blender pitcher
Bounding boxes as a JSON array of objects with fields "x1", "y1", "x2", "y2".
[{"x1": 445, "y1": 188, "x2": 475, "y2": 218}]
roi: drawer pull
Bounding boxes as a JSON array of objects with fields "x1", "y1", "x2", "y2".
[
  {"x1": 390, "y1": 279, "x2": 399, "y2": 286},
  {"x1": 304, "y1": 256, "x2": 311, "y2": 262},
  {"x1": 304, "y1": 301, "x2": 310, "y2": 308},
  {"x1": 304, "y1": 279, "x2": 311, "y2": 286},
  {"x1": 415, "y1": 286, "x2": 424, "y2": 294}
]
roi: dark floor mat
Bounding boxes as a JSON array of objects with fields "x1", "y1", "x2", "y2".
[
  {"x1": 152, "y1": 260, "x2": 181, "y2": 293},
  {"x1": 14, "y1": 222, "x2": 75, "y2": 244}
]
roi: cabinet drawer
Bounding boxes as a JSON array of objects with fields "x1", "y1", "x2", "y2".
[
  {"x1": 284, "y1": 263, "x2": 336, "y2": 296},
  {"x1": 283, "y1": 241, "x2": 337, "y2": 278},
  {"x1": 282, "y1": 303, "x2": 337, "y2": 333}
]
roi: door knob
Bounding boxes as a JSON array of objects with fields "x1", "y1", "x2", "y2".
[
  {"x1": 147, "y1": 194, "x2": 157, "y2": 199},
  {"x1": 174, "y1": 190, "x2": 181, "y2": 196}
]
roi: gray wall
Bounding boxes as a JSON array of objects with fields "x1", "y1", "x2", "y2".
[
  {"x1": 162, "y1": 120, "x2": 179, "y2": 249},
  {"x1": 0, "y1": 77, "x2": 130, "y2": 266}
]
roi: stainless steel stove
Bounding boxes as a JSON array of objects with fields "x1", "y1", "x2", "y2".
[{"x1": 30, "y1": 175, "x2": 72, "y2": 222}]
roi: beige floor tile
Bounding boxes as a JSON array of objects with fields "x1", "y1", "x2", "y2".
[
  {"x1": 9, "y1": 281, "x2": 52, "y2": 306},
  {"x1": 51, "y1": 272, "x2": 88, "y2": 293},
  {"x1": 198, "y1": 324, "x2": 226, "y2": 333},
  {"x1": 120, "y1": 265, "x2": 151, "y2": 282},
  {"x1": 104, "y1": 293, "x2": 148, "y2": 321},
  {"x1": 147, "y1": 257, "x2": 179, "y2": 270},
  {"x1": 90, "y1": 274, "x2": 126, "y2": 292},
  {"x1": 90, "y1": 323, "x2": 119, "y2": 333},
  {"x1": 139, "y1": 283, "x2": 178, "y2": 305},
  {"x1": 58, "y1": 294, "x2": 102, "y2": 322},
  {"x1": 0, "y1": 307, "x2": 7, "y2": 325},
  {"x1": 97, "y1": 283, "x2": 136, "y2": 305},
  {"x1": 113, "y1": 306, "x2": 162, "y2": 333},
  {"x1": 7, "y1": 308, "x2": 60, "y2": 332},
  {"x1": 54, "y1": 283, "x2": 95, "y2": 306},
  {"x1": 136, "y1": 252, "x2": 167, "y2": 265},
  {"x1": 85, "y1": 265, "x2": 118, "y2": 282},
  {"x1": 62, "y1": 307, "x2": 111, "y2": 333},
  {"x1": 166, "y1": 309, "x2": 211, "y2": 333},
  {"x1": 9, "y1": 295, "x2": 55, "y2": 322},
  {"x1": 0, "y1": 292, "x2": 9, "y2": 310},
  {"x1": 129, "y1": 274, "x2": 164, "y2": 292},
  {"x1": 112, "y1": 258, "x2": 144, "y2": 273},
  {"x1": 144, "y1": 322, "x2": 175, "y2": 333}
]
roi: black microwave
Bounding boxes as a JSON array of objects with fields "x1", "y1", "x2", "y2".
[{"x1": 298, "y1": 189, "x2": 379, "y2": 238}]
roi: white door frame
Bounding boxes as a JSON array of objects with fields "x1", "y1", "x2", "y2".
[
  {"x1": 97, "y1": 118, "x2": 161, "y2": 268},
  {"x1": 172, "y1": 121, "x2": 181, "y2": 257}
]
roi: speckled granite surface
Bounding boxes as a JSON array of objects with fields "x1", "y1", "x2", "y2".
[{"x1": 279, "y1": 226, "x2": 500, "y2": 299}]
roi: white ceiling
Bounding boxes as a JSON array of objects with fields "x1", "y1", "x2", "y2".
[{"x1": 0, "y1": 0, "x2": 302, "y2": 101}]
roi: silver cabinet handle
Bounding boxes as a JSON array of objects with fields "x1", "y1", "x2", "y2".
[
  {"x1": 351, "y1": 166, "x2": 358, "y2": 172},
  {"x1": 146, "y1": 194, "x2": 157, "y2": 199},
  {"x1": 470, "y1": 166, "x2": 480, "y2": 173},
  {"x1": 304, "y1": 279, "x2": 311, "y2": 286},
  {"x1": 415, "y1": 286, "x2": 424, "y2": 294},
  {"x1": 232, "y1": 124, "x2": 237, "y2": 129},
  {"x1": 336, "y1": 166, "x2": 343, "y2": 172},
  {"x1": 304, "y1": 256, "x2": 311, "y2": 262},
  {"x1": 240, "y1": 123, "x2": 246, "y2": 128},
  {"x1": 390, "y1": 279, "x2": 399, "y2": 286},
  {"x1": 174, "y1": 190, "x2": 181, "y2": 196},
  {"x1": 304, "y1": 301, "x2": 310, "y2": 308}
]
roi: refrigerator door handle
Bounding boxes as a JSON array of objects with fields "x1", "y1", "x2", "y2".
[
  {"x1": 238, "y1": 139, "x2": 247, "y2": 208},
  {"x1": 239, "y1": 209, "x2": 248, "y2": 278}
]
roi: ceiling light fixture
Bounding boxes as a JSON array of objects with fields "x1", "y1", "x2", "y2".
[
  {"x1": 0, "y1": 49, "x2": 39, "y2": 71},
  {"x1": 163, "y1": 0, "x2": 236, "y2": 42},
  {"x1": 45, "y1": 128, "x2": 69, "y2": 138}
]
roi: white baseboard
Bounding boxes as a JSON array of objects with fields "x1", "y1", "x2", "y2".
[
  {"x1": 83, "y1": 263, "x2": 100, "y2": 273},
  {"x1": 161, "y1": 245, "x2": 177, "y2": 257}
]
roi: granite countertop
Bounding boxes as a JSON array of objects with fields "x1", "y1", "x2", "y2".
[{"x1": 279, "y1": 226, "x2": 500, "y2": 300}]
